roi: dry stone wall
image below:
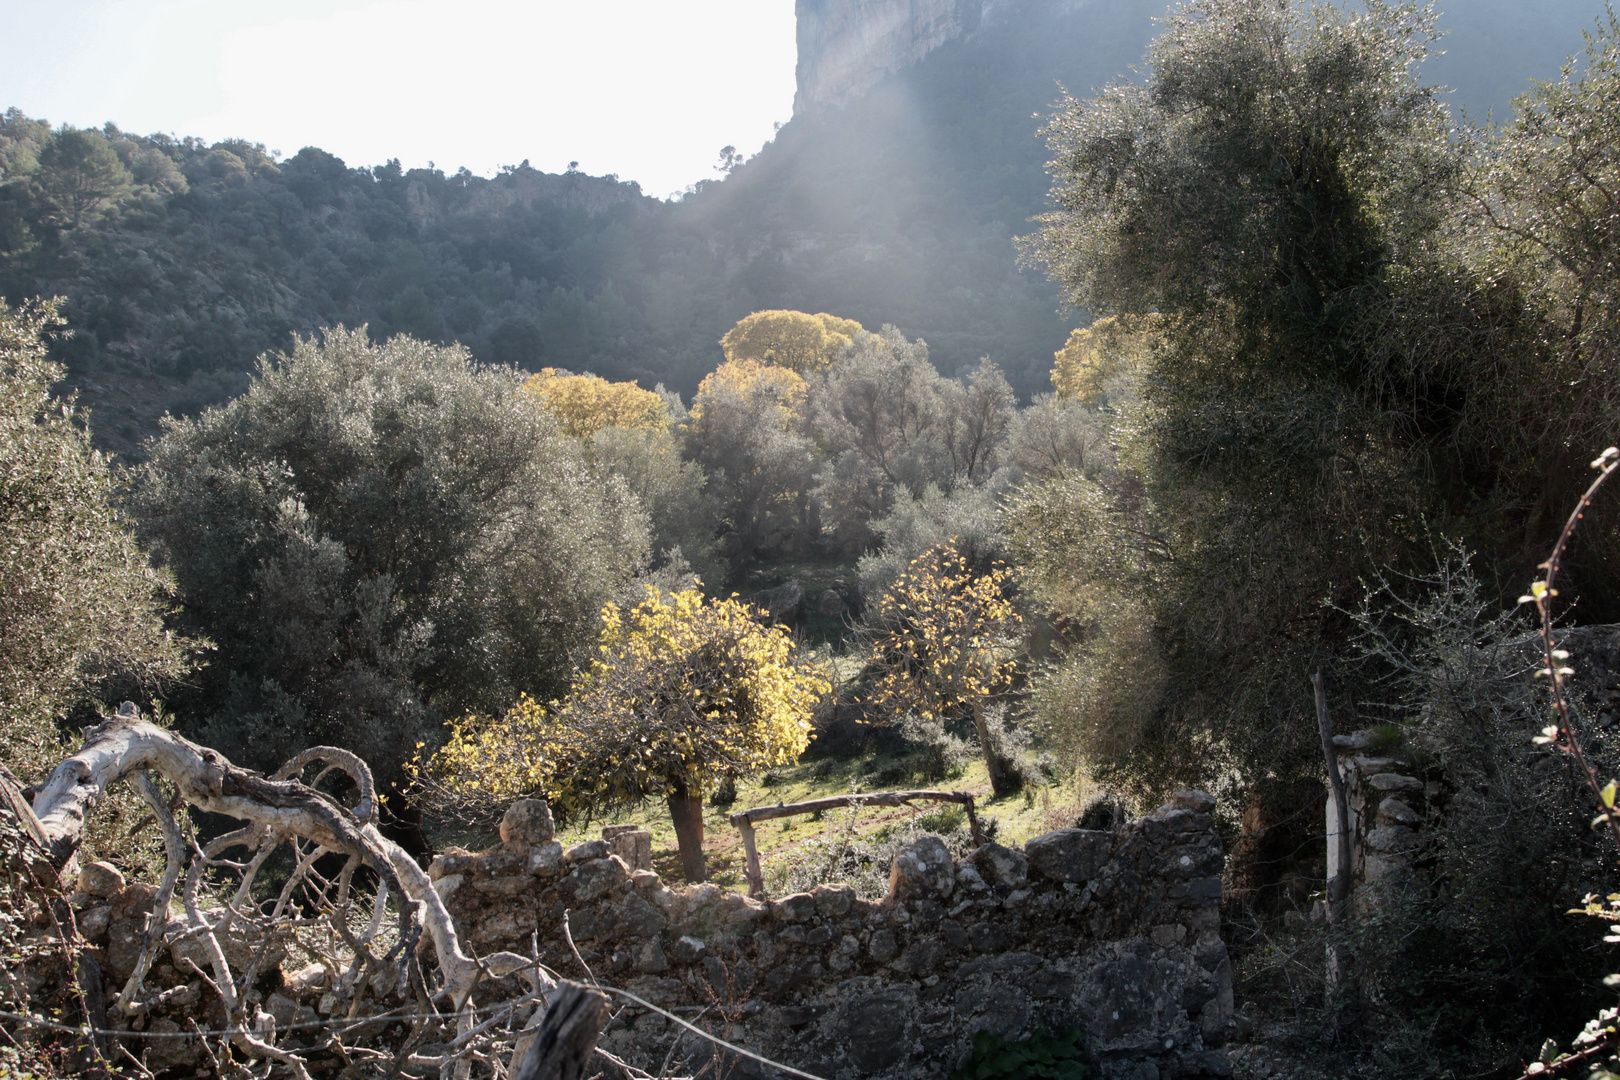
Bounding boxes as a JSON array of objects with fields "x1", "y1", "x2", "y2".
[
  {"x1": 432, "y1": 791, "x2": 1235, "y2": 1080},
  {"x1": 1326, "y1": 729, "x2": 1436, "y2": 896}
]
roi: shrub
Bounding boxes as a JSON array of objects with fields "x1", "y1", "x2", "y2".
[
  {"x1": 0, "y1": 298, "x2": 190, "y2": 779},
  {"x1": 135, "y1": 327, "x2": 647, "y2": 783}
]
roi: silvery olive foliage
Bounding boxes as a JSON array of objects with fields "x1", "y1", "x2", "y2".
[{"x1": 135, "y1": 327, "x2": 648, "y2": 781}]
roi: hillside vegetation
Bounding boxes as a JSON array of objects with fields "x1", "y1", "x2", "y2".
[
  {"x1": 4, "y1": 1, "x2": 1620, "y2": 1078},
  {"x1": 4, "y1": 0, "x2": 1601, "y2": 463}
]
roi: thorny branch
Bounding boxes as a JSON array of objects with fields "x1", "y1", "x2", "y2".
[{"x1": 1514, "y1": 447, "x2": 1620, "y2": 1079}]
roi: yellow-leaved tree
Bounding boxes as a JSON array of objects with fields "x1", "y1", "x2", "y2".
[
  {"x1": 719, "y1": 310, "x2": 864, "y2": 376},
  {"x1": 867, "y1": 542, "x2": 1024, "y2": 796},
  {"x1": 520, "y1": 368, "x2": 668, "y2": 439},
  {"x1": 689, "y1": 358, "x2": 808, "y2": 423},
  {"x1": 1050, "y1": 314, "x2": 1163, "y2": 405},
  {"x1": 430, "y1": 587, "x2": 829, "y2": 881}
]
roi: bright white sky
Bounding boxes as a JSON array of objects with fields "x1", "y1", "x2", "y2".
[{"x1": 0, "y1": 0, "x2": 799, "y2": 199}]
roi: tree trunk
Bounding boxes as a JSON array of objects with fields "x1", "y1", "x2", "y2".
[
  {"x1": 667, "y1": 779, "x2": 707, "y2": 882},
  {"x1": 971, "y1": 699, "x2": 1019, "y2": 798}
]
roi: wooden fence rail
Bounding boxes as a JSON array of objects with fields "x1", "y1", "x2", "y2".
[{"x1": 728, "y1": 789, "x2": 983, "y2": 899}]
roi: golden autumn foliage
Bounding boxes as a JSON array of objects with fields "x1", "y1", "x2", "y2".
[
  {"x1": 719, "y1": 310, "x2": 864, "y2": 376},
  {"x1": 428, "y1": 587, "x2": 829, "y2": 816},
  {"x1": 869, "y1": 544, "x2": 1022, "y2": 721},
  {"x1": 866, "y1": 542, "x2": 1023, "y2": 794},
  {"x1": 1050, "y1": 315, "x2": 1163, "y2": 404},
  {"x1": 688, "y1": 358, "x2": 808, "y2": 427},
  {"x1": 520, "y1": 367, "x2": 668, "y2": 439}
]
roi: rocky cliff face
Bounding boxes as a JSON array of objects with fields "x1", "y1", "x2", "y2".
[{"x1": 794, "y1": 0, "x2": 988, "y2": 113}]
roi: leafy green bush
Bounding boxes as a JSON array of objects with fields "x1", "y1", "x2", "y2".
[
  {"x1": 134, "y1": 327, "x2": 649, "y2": 783},
  {"x1": 0, "y1": 298, "x2": 190, "y2": 776}
]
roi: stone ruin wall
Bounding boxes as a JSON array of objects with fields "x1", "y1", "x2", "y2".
[
  {"x1": 1326, "y1": 729, "x2": 1434, "y2": 896},
  {"x1": 432, "y1": 791, "x2": 1236, "y2": 1080}
]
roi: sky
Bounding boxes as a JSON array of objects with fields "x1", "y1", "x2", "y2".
[{"x1": 0, "y1": 0, "x2": 799, "y2": 199}]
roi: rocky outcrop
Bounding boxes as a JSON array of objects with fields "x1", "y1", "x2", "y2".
[
  {"x1": 433, "y1": 792, "x2": 1234, "y2": 1079},
  {"x1": 795, "y1": 0, "x2": 986, "y2": 113}
]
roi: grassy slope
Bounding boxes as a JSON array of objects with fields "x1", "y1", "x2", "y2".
[{"x1": 545, "y1": 751, "x2": 1099, "y2": 893}]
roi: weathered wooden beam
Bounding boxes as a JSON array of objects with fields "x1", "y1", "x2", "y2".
[
  {"x1": 512, "y1": 981, "x2": 610, "y2": 1080},
  {"x1": 737, "y1": 818, "x2": 766, "y2": 899}
]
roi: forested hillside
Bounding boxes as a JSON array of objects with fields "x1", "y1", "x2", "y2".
[{"x1": 2, "y1": 0, "x2": 1598, "y2": 459}]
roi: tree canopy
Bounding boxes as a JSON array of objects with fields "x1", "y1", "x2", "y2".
[
  {"x1": 431, "y1": 587, "x2": 828, "y2": 880},
  {"x1": 134, "y1": 327, "x2": 649, "y2": 784},
  {"x1": 719, "y1": 310, "x2": 865, "y2": 376},
  {"x1": 520, "y1": 367, "x2": 670, "y2": 439},
  {"x1": 865, "y1": 542, "x2": 1023, "y2": 795},
  {"x1": 685, "y1": 358, "x2": 817, "y2": 565}
]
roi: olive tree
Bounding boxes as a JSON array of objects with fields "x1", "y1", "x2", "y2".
[
  {"x1": 810, "y1": 327, "x2": 1015, "y2": 553},
  {"x1": 134, "y1": 327, "x2": 649, "y2": 787},
  {"x1": 0, "y1": 298, "x2": 189, "y2": 777},
  {"x1": 684, "y1": 358, "x2": 818, "y2": 569},
  {"x1": 1012, "y1": 0, "x2": 1472, "y2": 797}
]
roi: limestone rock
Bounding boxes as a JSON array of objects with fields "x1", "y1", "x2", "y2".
[
  {"x1": 890, "y1": 836, "x2": 956, "y2": 900},
  {"x1": 1170, "y1": 790, "x2": 1217, "y2": 814},
  {"x1": 633, "y1": 941, "x2": 669, "y2": 973},
  {"x1": 285, "y1": 963, "x2": 328, "y2": 996},
  {"x1": 104, "y1": 883, "x2": 160, "y2": 983},
  {"x1": 610, "y1": 893, "x2": 668, "y2": 939},
  {"x1": 813, "y1": 883, "x2": 855, "y2": 917},
  {"x1": 795, "y1": 0, "x2": 980, "y2": 113},
  {"x1": 1025, "y1": 828, "x2": 1112, "y2": 884},
  {"x1": 78, "y1": 904, "x2": 111, "y2": 940},
  {"x1": 1368, "y1": 773, "x2": 1424, "y2": 794},
  {"x1": 565, "y1": 857, "x2": 629, "y2": 903},
  {"x1": 564, "y1": 839, "x2": 608, "y2": 863},
  {"x1": 1332, "y1": 730, "x2": 1380, "y2": 751},
  {"x1": 751, "y1": 579, "x2": 804, "y2": 622},
  {"x1": 77, "y1": 860, "x2": 126, "y2": 898},
  {"x1": 969, "y1": 841, "x2": 1028, "y2": 890},
  {"x1": 602, "y1": 824, "x2": 653, "y2": 871},
  {"x1": 1150, "y1": 923, "x2": 1187, "y2": 946},
  {"x1": 1364, "y1": 825, "x2": 1415, "y2": 853},
  {"x1": 527, "y1": 841, "x2": 563, "y2": 876},
  {"x1": 1376, "y1": 798, "x2": 1421, "y2": 826},
  {"x1": 265, "y1": 992, "x2": 299, "y2": 1031},
  {"x1": 772, "y1": 892, "x2": 818, "y2": 922},
  {"x1": 500, "y1": 799, "x2": 555, "y2": 845},
  {"x1": 670, "y1": 935, "x2": 706, "y2": 964},
  {"x1": 429, "y1": 850, "x2": 477, "y2": 880},
  {"x1": 956, "y1": 864, "x2": 990, "y2": 893}
]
